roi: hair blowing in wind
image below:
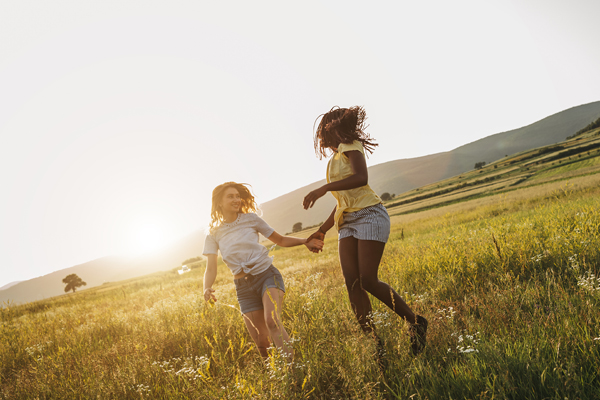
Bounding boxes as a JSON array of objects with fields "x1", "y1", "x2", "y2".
[{"x1": 313, "y1": 105, "x2": 378, "y2": 159}]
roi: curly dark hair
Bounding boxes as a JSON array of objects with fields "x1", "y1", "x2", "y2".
[
  {"x1": 209, "y1": 182, "x2": 258, "y2": 232},
  {"x1": 313, "y1": 106, "x2": 378, "y2": 159}
]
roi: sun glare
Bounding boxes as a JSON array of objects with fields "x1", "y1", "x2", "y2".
[{"x1": 128, "y1": 222, "x2": 169, "y2": 256}]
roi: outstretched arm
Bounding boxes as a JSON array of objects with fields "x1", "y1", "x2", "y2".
[
  {"x1": 268, "y1": 231, "x2": 323, "y2": 252},
  {"x1": 303, "y1": 150, "x2": 367, "y2": 209}
]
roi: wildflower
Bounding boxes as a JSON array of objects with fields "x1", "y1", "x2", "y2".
[
  {"x1": 568, "y1": 254, "x2": 580, "y2": 270},
  {"x1": 436, "y1": 307, "x2": 456, "y2": 320},
  {"x1": 450, "y1": 330, "x2": 481, "y2": 354},
  {"x1": 577, "y1": 273, "x2": 600, "y2": 292},
  {"x1": 459, "y1": 348, "x2": 478, "y2": 354},
  {"x1": 304, "y1": 272, "x2": 323, "y2": 284},
  {"x1": 300, "y1": 289, "x2": 320, "y2": 310},
  {"x1": 152, "y1": 356, "x2": 210, "y2": 381},
  {"x1": 134, "y1": 384, "x2": 151, "y2": 394},
  {"x1": 369, "y1": 310, "x2": 391, "y2": 328}
]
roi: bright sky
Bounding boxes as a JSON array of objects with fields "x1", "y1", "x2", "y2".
[{"x1": 1, "y1": 0, "x2": 599, "y2": 287}]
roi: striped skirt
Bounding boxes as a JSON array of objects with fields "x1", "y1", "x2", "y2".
[{"x1": 338, "y1": 203, "x2": 391, "y2": 243}]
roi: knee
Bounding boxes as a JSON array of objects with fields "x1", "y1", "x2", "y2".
[
  {"x1": 361, "y1": 276, "x2": 380, "y2": 292},
  {"x1": 264, "y1": 312, "x2": 280, "y2": 331}
]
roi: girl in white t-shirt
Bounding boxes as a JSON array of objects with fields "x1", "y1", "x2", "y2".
[{"x1": 203, "y1": 182, "x2": 323, "y2": 361}]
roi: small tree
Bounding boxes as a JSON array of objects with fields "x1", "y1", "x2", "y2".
[
  {"x1": 292, "y1": 222, "x2": 303, "y2": 233},
  {"x1": 63, "y1": 274, "x2": 87, "y2": 293},
  {"x1": 474, "y1": 161, "x2": 486, "y2": 170},
  {"x1": 381, "y1": 192, "x2": 392, "y2": 201}
]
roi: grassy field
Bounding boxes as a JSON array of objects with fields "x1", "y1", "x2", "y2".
[
  {"x1": 2, "y1": 179, "x2": 600, "y2": 399},
  {"x1": 3, "y1": 125, "x2": 600, "y2": 399}
]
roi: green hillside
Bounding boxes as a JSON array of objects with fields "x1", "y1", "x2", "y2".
[{"x1": 384, "y1": 126, "x2": 600, "y2": 217}]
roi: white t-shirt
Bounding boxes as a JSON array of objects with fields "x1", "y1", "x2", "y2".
[{"x1": 203, "y1": 213, "x2": 275, "y2": 276}]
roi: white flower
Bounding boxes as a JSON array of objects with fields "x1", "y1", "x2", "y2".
[
  {"x1": 577, "y1": 273, "x2": 600, "y2": 292},
  {"x1": 450, "y1": 330, "x2": 480, "y2": 354},
  {"x1": 436, "y1": 307, "x2": 456, "y2": 320},
  {"x1": 304, "y1": 272, "x2": 323, "y2": 284}
]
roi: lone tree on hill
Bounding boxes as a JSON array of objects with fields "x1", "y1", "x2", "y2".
[
  {"x1": 474, "y1": 161, "x2": 486, "y2": 170},
  {"x1": 381, "y1": 192, "x2": 392, "y2": 201},
  {"x1": 292, "y1": 222, "x2": 303, "y2": 233},
  {"x1": 63, "y1": 274, "x2": 87, "y2": 293}
]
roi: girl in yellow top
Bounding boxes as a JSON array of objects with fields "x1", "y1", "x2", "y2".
[{"x1": 303, "y1": 106, "x2": 428, "y2": 357}]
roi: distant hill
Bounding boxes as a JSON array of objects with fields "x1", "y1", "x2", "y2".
[
  {"x1": 0, "y1": 281, "x2": 23, "y2": 291},
  {"x1": 261, "y1": 101, "x2": 600, "y2": 234},
  {"x1": 0, "y1": 230, "x2": 205, "y2": 305}
]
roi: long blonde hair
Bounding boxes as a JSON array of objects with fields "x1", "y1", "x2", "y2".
[{"x1": 209, "y1": 182, "x2": 258, "y2": 232}]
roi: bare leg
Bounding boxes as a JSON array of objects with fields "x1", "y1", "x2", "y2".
[
  {"x1": 357, "y1": 239, "x2": 416, "y2": 324},
  {"x1": 339, "y1": 236, "x2": 374, "y2": 333},
  {"x1": 242, "y1": 310, "x2": 271, "y2": 359},
  {"x1": 262, "y1": 288, "x2": 293, "y2": 361}
]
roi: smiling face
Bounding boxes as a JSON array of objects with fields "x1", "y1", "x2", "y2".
[
  {"x1": 209, "y1": 182, "x2": 258, "y2": 230},
  {"x1": 219, "y1": 187, "x2": 241, "y2": 215}
]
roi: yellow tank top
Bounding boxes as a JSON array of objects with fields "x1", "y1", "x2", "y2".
[{"x1": 326, "y1": 140, "x2": 382, "y2": 229}]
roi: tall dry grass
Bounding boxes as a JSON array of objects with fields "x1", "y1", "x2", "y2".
[{"x1": 2, "y1": 182, "x2": 600, "y2": 399}]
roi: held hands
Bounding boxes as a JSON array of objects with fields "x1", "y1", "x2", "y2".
[
  {"x1": 307, "y1": 229, "x2": 325, "y2": 243},
  {"x1": 304, "y1": 238, "x2": 324, "y2": 253},
  {"x1": 305, "y1": 228, "x2": 326, "y2": 253},
  {"x1": 204, "y1": 288, "x2": 217, "y2": 303},
  {"x1": 303, "y1": 186, "x2": 327, "y2": 209}
]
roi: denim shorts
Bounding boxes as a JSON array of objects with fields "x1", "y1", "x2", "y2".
[
  {"x1": 234, "y1": 265, "x2": 285, "y2": 315},
  {"x1": 338, "y1": 203, "x2": 390, "y2": 243}
]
